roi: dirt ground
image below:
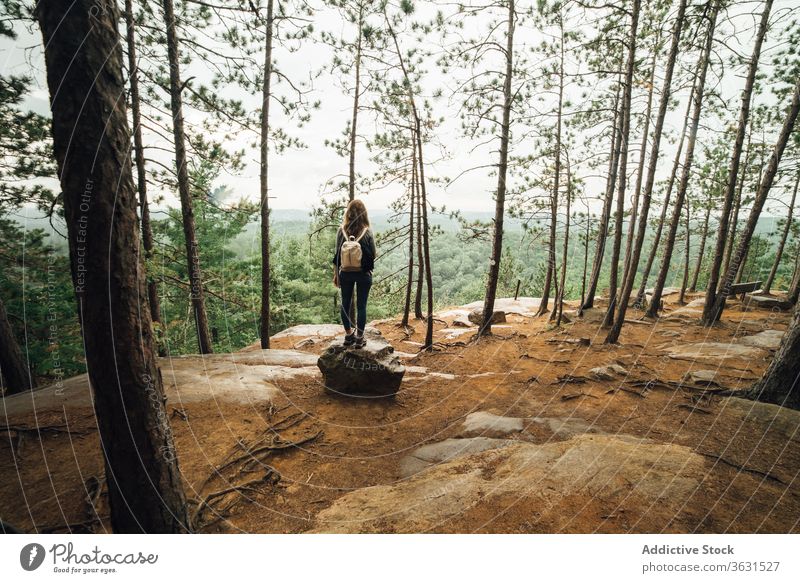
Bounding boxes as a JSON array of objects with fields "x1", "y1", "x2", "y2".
[{"x1": 1, "y1": 292, "x2": 798, "y2": 533}]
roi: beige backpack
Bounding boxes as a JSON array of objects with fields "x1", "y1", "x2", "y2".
[{"x1": 339, "y1": 226, "x2": 369, "y2": 272}]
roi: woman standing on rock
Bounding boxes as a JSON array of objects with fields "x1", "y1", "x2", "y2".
[{"x1": 333, "y1": 199, "x2": 377, "y2": 348}]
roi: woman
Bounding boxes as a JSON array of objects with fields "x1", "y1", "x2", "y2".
[{"x1": 333, "y1": 199, "x2": 377, "y2": 348}]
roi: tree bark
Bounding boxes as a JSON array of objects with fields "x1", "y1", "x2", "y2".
[
  {"x1": 162, "y1": 0, "x2": 213, "y2": 353},
  {"x1": 401, "y1": 136, "x2": 416, "y2": 327},
  {"x1": 553, "y1": 158, "x2": 572, "y2": 327},
  {"x1": 0, "y1": 295, "x2": 34, "y2": 394},
  {"x1": 705, "y1": 75, "x2": 800, "y2": 323},
  {"x1": 259, "y1": 0, "x2": 275, "y2": 349},
  {"x1": 763, "y1": 170, "x2": 799, "y2": 294},
  {"x1": 721, "y1": 140, "x2": 749, "y2": 278},
  {"x1": 537, "y1": 7, "x2": 564, "y2": 318},
  {"x1": 603, "y1": 0, "x2": 641, "y2": 328},
  {"x1": 124, "y1": 0, "x2": 162, "y2": 342},
  {"x1": 678, "y1": 197, "x2": 691, "y2": 304},
  {"x1": 748, "y1": 303, "x2": 800, "y2": 410},
  {"x1": 607, "y1": 0, "x2": 687, "y2": 342},
  {"x1": 633, "y1": 67, "x2": 697, "y2": 308},
  {"x1": 646, "y1": 1, "x2": 719, "y2": 319},
  {"x1": 36, "y1": 0, "x2": 189, "y2": 532},
  {"x1": 348, "y1": 3, "x2": 364, "y2": 202},
  {"x1": 702, "y1": 0, "x2": 773, "y2": 324},
  {"x1": 480, "y1": 0, "x2": 515, "y2": 335},
  {"x1": 689, "y1": 198, "x2": 711, "y2": 291},
  {"x1": 582, "y1": 76, "x2": 623, "y2": 311},
  {"x1": 414, "y1": 162, "x2": 425, "y2": 320}
]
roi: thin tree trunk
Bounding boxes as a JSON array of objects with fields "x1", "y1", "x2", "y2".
[
  {"x1": 722, "y1": 142, "x2": 749, "y2": 278},
  {"x1": 386, "y1": 15, "x2": 434, "y2": 347},
  {"x1": 0, "y1": 296, "x2": 33, "y2": 394},
  {"x1": 37, "y1": 0, "x2": 189, "y2": 532},
  {"x1": 579, "y1": 211, "x2": 590, "y2": 311},
  {"x1": 607, "y1": 0, "x2": 687, "y2": 342},
  {"x1": 537, "y1": 10, "x2": 564, "y2": 318},
  {"x1": 689, "y1": 200, "x2": 711, "y2": 291},
  {"x1": 259, "y1": 0, "x2": 274, "y2": 349},
  {"x1": 702, "y1": 0, "x2": 773, "y2": 324},
  {"x1": 646, "y1": 1, "x2": 719, "y2": 319},
  {"x1": 748, "y1": 303, "x2": 800, "y2": 410},
  {"x1": 706, "y1": 75, "x2": 800, "y2": 323},
  {"x1": 348, "y1": 4, "x2": 364, "y2": 202},
  {"x1": 633, "y1": 67, "x2": 698, "y2": 309},
  {"x1": 623, "y1": 27, "x2": 659, "y2": 276},
  {"x1": 678, "y1": 199, "x2": 691, "y2": 304},
  {"x1": 554, "y1": 159, "x2": 572, "y2": 327},
  {"x1": 603, "y1": 0, "x2": 641, "y2": 328},
  {"x1": 414, "y1": 164, "x2": 424, "y2": 319},
  {"x1": 125, "y1": 0, "x2": 162, "y2": 340},
  {"x1": 582, "y1": 76, "x2": 623, "y2": 311},
  {"x1": 788, "y1": 245, "x2": 800, "y2": 305},
  {"x1": 162, "y1": 0, "x2": 213, "y2": 353},
  {"x1": 480, "y1": 0, "x2": 515, "y2": 335},
  {"x1": 401, "y1": 137, "x2": 416, "y2": 326},
  {"x1": 764, "y1": 171, "x2": 799, "y2": 294}
]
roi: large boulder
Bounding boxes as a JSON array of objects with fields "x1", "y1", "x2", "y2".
[
  {"x1": 467, "y1": 308, "x2": 506, "y2": 326},
  {"x1": 317, "y1": 332, "x2": 405, "y2": 398}
]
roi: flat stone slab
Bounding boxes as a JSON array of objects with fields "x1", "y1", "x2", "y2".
[
  {"x1": 664, "y1": 342, "x2": 766, "y2": 361},
  {"x1": 181, "y1": 349, "x2": 319, "y2": 367},
  {"x1": 685, "y1": 370, "x2": 718, "y2": 385},
  {"x1": 312, "y1": 434, "x2": 703, "y2": 533},
  {"x1": 723, "y1": 398, "x2": 800, "y2": 440},
  {"x1": 745, "y1": 295, "x2": 793, "y2": 311},
  {"x1": 399, "y1": 437, "x2": 516, "y2": 477},
  {"x1": 272, "y1": 324, "x2": 380, "y2": 339},
  {"x1": 439, "y1": 297, "x2": 542, "y2": 319},
  {"x1": 462, "y1": 411, "x2": 524, "y2": 435},
  {"x1": 738, "y1": 329, "x2": 784, "y2": 350}
]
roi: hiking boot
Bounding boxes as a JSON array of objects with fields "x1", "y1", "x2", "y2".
[
  {"x1": 353, "y1": 334, "x2": 366, "y2": 349},
  {"x1": 343, "y1": 333, "x2": 355, "y2": 346}
]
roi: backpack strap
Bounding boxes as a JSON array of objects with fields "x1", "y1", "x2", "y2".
[{"x1": 354, "y1": 227, "x2": 369, "y2": 242}]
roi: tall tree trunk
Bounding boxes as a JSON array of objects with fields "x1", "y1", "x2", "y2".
[
  {"x1": 162, "y1": 0, "x2": 213, "y2": 353},
  {"x1": 480, "y1": 0, "x2": 515, "y2": 335},
  {"x1": 553, "y1": 159, "x2": 572, "y2": 327},
  {"x1": 414, "y1": 166, "x2": 424, "y2": 319},
  {"x1": 348, "y1": 4, "x2": 364, "y2": 202},
  {"x1": 764, "y1": 171, "x2": 799, "y2": 294},
  {"x1": 646, "y1": 1, "x2": 719, "y2": 319},
  {"x1": 415, "y1": 130, "x2": 434, "y2": 348},
  {"x1": 125, "y1": 0, "x2": 162, "y2": 342},
  {"x1": 579, "y1": 212, "x2": 590, "y2": 311},
  {"x1": 633, "y1": 67, "x2": 697, "y2": 309},
  {"x1": 582, "y1": 76, "x2": 623, "y2": 311},
  {"x1": 705, "y1": 75, "x2": 800, "y2": 323},
  {"x1": 788, "y1": 245, "x2": 800, "y2": 305},
  {"x1": 689, "y1": 200, "x2": 711, "y2": 291},
  {"x1": 401, "y1": 137, "x2": 416, "y2": 326},
  {"x1": 702, "y1": 0, "x2": 773, "y2": 324},
  {"x1": 0, "y1": 296, "x2": 34, "y2": 394},
  {"x1": 386, "y1": 16, "x2": 434, "y2": 347},
  {"x1": 603, "y1": 0, "x2": 641, "y2": 328},
  {"x1": 748, "y1": 302, "x2": 800, "y2": 410},
  {"x1": 678, "y1": 199, "x2": 691, "y2": 304},
  {"x1": 537, "y1": 10, "x2": 564, "y2": 317},
  {"x1": 259, "y1": 0, "x2": 275, "y2": 349},
  {"x1": 721, "y1": 142, "x2": 749, "y2": 278},
  {"x1": 36, "y1": 0, "x2": 189, "y2": 532},
  {"x1": 607, "y1": 0, "x2": 687, "y2": 342},
  {"x1": 623, "y1": 27, "x2": 659, "y2": 276}
]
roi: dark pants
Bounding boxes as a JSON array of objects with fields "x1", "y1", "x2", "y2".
[{"x1": 339, "y1": 270, "x2": 372, "y2": 333}]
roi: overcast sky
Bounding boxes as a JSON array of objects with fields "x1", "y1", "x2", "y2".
[{"x1": 2, "y1": 0, "x2": 797, "y2": 219}]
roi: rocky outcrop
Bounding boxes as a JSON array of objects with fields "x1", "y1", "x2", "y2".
[
  {"x1": 317, "y1": 332, "x2": 405, "y2": 398},
  {"x1": 311, "y1": 434, "x2": 706, "y2": 533}
]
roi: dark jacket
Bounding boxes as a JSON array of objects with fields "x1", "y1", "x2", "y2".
[{"x1": 333, "y1": 226, "x2": 377, "y2": 273}]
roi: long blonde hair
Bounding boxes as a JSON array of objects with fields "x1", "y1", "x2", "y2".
[{"x1": 341, "y1": 199, "x2": 370, "y2": 238}]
